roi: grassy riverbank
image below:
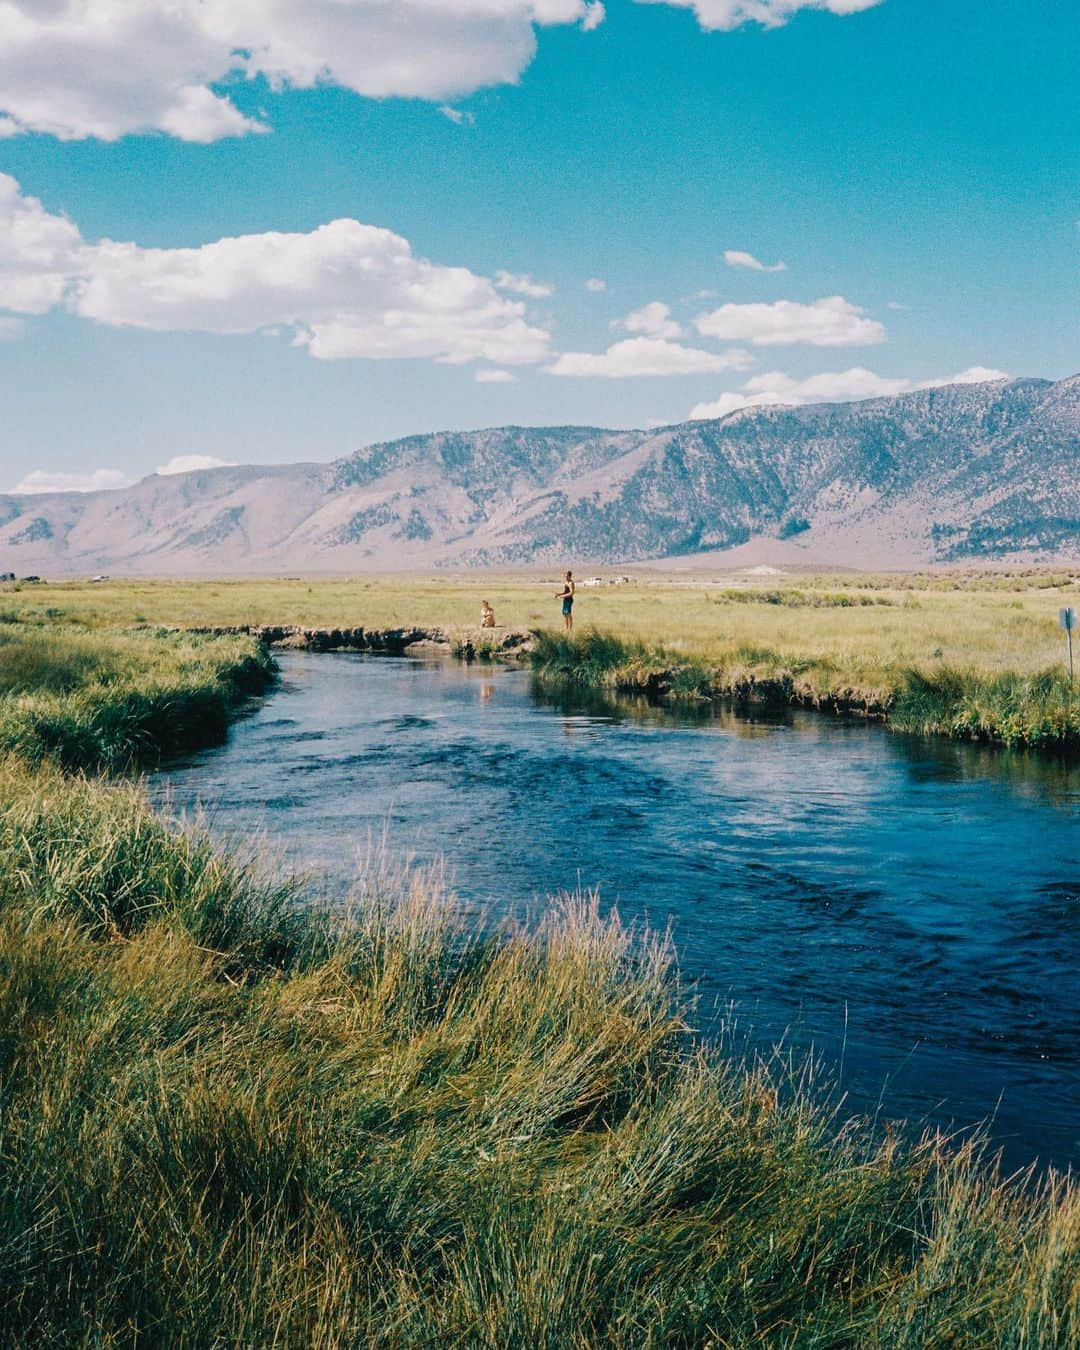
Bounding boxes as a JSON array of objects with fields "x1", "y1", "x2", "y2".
[
  {"x1": 531, "y1": 631, "x2": 1080, "y2": 751},
  {"x1": 1, "y1": 752, "x2": 1077, "y2": 1345},
  {"x1": 0, "y1": 608, "x2": 1075, "y2": 1342},
  {"x1": 0, "y1": 619, "x2": 272, "y2": 770},
  {"x1": 5, "y1": 567, "x2": 1077, "y2": 749}
]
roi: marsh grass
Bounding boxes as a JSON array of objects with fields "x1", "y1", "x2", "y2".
[
  {"x1": 0, "y1": 605, "x2": 1077, "y2": 1342},
  {"x1": 8, "y1": 571, "x2": 1077, "y2": 749},
  {"x1": 532, "y1": 629, "x2": 1080, "y2": 750},
  {"x1": 0, "y1": 755, "x2": 1076, "y2": 1346},
  {"x1": 0, "y1": 621, "x2": 273, "y2": 771}
]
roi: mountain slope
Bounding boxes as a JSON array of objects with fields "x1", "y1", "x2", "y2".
[{"x1": 2, "y1": 376, "x2": 1077, "y2": 573}]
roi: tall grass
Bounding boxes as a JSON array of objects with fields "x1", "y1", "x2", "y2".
[
  {"x1": 0, "y1": 622, "x2": 273, "y2": 771},
  {"x1": 893, "y1": 666, "x2": 1079, "y2": 750},
  {"x1": 532, "y1": 630, "x2": 1080, "y2": 750},
  {"x1": 0, "y1": 756, "x2": 1076, "y2": 1346},
  {"x1": 6, "y1": 573, "x2": 1078, "y2": 748},
  {"x1": 0, "y1": 606, "x2": 1076, "y2": 1342}
]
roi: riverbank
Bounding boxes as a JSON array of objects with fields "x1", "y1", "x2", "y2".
[
  {"x1": 530, "y1": 630, "x2": 1080, "y2": 752},
  {"x1": 0, "y1": 619, "x2": 273, "y2": 771},
  {"x1": 0, "y1": 613, "x2": 1077, "y2": 1341},
  {"x1": 6, "y1": 569, "x2": 1077, "y2": 750},
  {"x1": 2, "y1": 747, "x2": 1078, "y2": 1344}
]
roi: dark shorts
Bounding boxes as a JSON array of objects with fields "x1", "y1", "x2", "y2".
[{"x1": 562, "y1": 598, "x2": 573, "y2": 615}]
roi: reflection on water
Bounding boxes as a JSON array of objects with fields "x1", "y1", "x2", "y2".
[{"x1": 151, "y1": 652, "x2": 1080, "y2": 1173}]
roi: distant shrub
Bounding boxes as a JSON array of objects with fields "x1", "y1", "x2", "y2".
[{"x1": 711, "y1": 588, "x2": 893, "y2": 608}]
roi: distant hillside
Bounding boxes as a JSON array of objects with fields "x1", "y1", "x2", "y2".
[{"x1": 3, "y1": 376, "x2": 1077, "y2": 573}]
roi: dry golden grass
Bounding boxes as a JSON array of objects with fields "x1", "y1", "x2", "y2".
[{"x1": 3, "y1": 568, "x2": 1078, "y2": 686}]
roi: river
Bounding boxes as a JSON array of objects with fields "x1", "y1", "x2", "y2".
[{"x1": 151, "y1": 650, "x2": 1080, "y2": 1173}]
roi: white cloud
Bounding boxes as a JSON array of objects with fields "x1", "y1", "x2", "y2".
[
  {"x1": 438, "y1": 105, "x2": 475, "y2": 127},
  {"x1": 494, "y1": 269, "x2": 554, "y2": 298},
  {"x1": 742, "y1": 367, "x2": 911, "y2": 402},
  {"x1": 637, "y1": 0, "x2": 882, "y2": 32},
  {"x1": 688, "y1": 364, "x2": 1011, "y2": 419},
  {"x1": 581, "y1": 2, "x2": 607, "y2": 29},
  {"x1": 0, "y1": 174, "x2": 552, "y2": 368},
  {"x1": 475, "y1": 368, "x2": 517, "y2": 382},
  {"x1": 614, "y1": 300, "x2": 683, "y2": 339},
  {"x1": 0, "y1": 175, "x2": 83, "y2": 315},
  {"x1": 724, "y1": 249, "x2": 787, "y2": 273},
  {"x1": 687, "y1": 390, "x2": 786, "y2": 419},
  {"x1": 10, "y1": 468, "x2": 134, "y2": 495},
  {"x1": 695, "y1": 295, "x2": 886, "y2": 347},
  {"x1": 549, "y1": 337, "x2": 753, "y2": 377},
  {"x1": 156, "y1": 455, "x2": 236, "y2": 475},
  {"x1": 584, "y1": 277, "x2": 607, "y2": 292},
  {"x1": 923, "y1": 365, "x2": 1010, "y2": 388},
  {"x1": 0, "y1": 0, "x2": 604, "y2": 142},
  {"x1": 887, "y1": 300, "x2": 909, "y2": 311}
]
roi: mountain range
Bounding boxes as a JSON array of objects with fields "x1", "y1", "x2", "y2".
[{"x1": 3, "y1": 375, "x2": 1077, "y2": 574}]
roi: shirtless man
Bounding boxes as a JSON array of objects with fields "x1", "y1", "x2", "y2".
[{"x1": 555, "y1": 570, "x2": 575, "y2": 631}]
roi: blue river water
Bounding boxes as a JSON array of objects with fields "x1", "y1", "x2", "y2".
[{"x1": 151, "y1": 650, "x2": 1080, "y2": 1173}]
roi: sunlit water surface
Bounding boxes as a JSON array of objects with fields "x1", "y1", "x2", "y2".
[{"x1": 151, "y1": 651, "x2": 1080, "y2": 1172}]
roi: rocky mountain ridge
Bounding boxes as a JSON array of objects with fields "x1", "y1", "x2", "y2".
[{"x1": 2, "y1": 376, "x2": 1077, "y2": 573}]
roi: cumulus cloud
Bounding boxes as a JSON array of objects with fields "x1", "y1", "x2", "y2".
[
  {"x1": 10, "y1": 468, "x2": 134, "y2": 495},
  {"x1": 924, "y1": 365, "x2": 1011, "y2": 387},
  {"x1": 742, "y1": 367, "x2": 911, "y2": 402},
  {"x1": 694, "y1": 295, "x2": 886, "y2": 347},
  {"x1": 724, "y1": 249, "x2": 787, "y2": 273},
  {"x1": 688, "y1": 364, "x2": 1011, "y2": 419},
  {"x1": 613, "y1": 301, "x2": 683, "y2": 340},
  {"x1": 549, "y1": 337, "x2": 753, "y2": 377},
  {"x1": 475, "y1": 368, "x2": 517, "y2": 382},
  {"x1": 686, "y1": 390, "x2": 786, "y2": 419},
  {"x1": 638, "y1": 0, "x2": 882, "y2": 32},
  {"x1": 495, "y1": 270, "x2": 554, "y2": 298},
  {"x1": 157, "y1": 455, "x2": 236, "y2": 475},
  {"x1": 584, "y1": 277, "x2": 607, "y2": 292},
  {"x1": 0, "y1": 175, "x2": 82, "y2": 315},
  {"x1": 0, "y1": 175, "x2": 552, "y2": 368},
  {"x1": 0, "y1": 0, "x2": 604, "y2": 142}
]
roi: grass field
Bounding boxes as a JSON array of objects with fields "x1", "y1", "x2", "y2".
[
  {"x1": 4, "y1": 566, "x2": 1078, "y2": 748},
  {"x1": 0, "y1": 582, "x2": 1078, "y2": 1342}
]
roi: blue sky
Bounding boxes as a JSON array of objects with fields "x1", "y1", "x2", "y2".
[{"x1": 0, "y1": 0, "x2": 1077, "y2": 492}]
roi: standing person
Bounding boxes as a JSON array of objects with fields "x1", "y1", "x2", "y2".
[{"x1": 555, "y1": 570, "x2": 575, "y2": 631}]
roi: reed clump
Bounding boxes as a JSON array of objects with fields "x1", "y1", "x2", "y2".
[{"x1": 0, "y1": 755, "x2": 1076, "y2": 1346}]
